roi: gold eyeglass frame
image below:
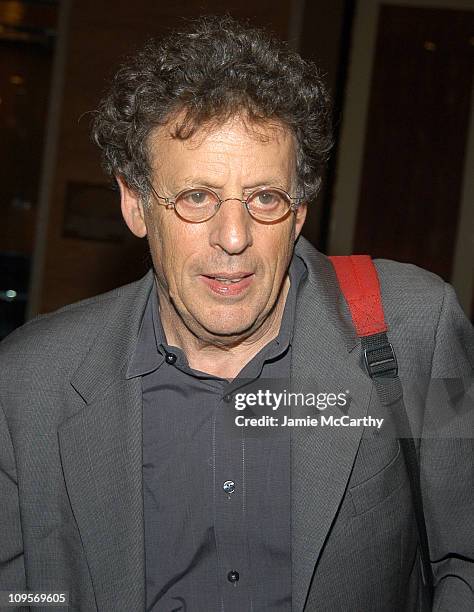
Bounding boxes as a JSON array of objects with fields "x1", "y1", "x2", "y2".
[{"x1": 148, "y1": 183, "x2": 305, "y2": 223}]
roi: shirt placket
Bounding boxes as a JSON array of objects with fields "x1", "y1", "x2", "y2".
[{"x1": 213, "y1": 384, "x2": 253, "y2": 612}]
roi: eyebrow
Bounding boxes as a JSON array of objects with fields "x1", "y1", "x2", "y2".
[{"x1": 177, "y1": 177, "x2": 290, "y2": 191}]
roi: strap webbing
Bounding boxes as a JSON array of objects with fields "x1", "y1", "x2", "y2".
[
  {"x1": 329, "y1": 255, "x2": 387, "y2": 336},
  {"x1": 329, "y1": 255, "x2": 434, "y2": 608}
]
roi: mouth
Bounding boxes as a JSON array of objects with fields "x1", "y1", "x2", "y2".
[{"x1": 200, "y1": 272, "x2": 255, "y2": 296}]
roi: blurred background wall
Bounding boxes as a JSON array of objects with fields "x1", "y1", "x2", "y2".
[{"x1": 0, "y1": 0, "x2": 472, "y2": 339}]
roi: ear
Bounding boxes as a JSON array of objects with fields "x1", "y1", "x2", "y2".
[
  {"x1": 294, "y1": 202, "x2": 307, "y2": 239},
  {"x1": 116, "y1": 175, "x2": 147, "y2": 238}
]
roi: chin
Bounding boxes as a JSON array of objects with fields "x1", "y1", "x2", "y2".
[{"x1": 195, "y1": 316, "x2": 258, "y2": 340}]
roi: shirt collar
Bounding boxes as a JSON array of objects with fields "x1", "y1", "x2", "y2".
[
  {"x1": 126, "y1": 253, "x2": 307, "y2": 379},
  {"x1": 125, "y1": 284, "x2": 165, "y2": 379}
]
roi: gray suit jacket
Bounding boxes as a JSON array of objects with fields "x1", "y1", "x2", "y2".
[{"x1": 0, "y1": 237, "x2": 473, "y2": 612}]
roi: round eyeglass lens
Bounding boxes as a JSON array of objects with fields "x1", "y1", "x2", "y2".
[
  {"x1": 175, "y1": 189, "x2": 219, "y2": 222},
  {"x1": 247, "y1": 188, "x2": 291, "y2": 221}
]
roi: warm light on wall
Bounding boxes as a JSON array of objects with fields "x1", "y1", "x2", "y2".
[
  {"x1": 9, "y1": 74, "x2": 24, "y2": 85},
  {"x1": 0, "y1": 1, "x2": 25, "y2": 26}
]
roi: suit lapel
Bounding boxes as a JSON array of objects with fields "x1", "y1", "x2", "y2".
[
  {"x1": 58, "y1": 270, "x2": 154, "y2": 611},
  {"x1": 291, "y1": 239, "x2": 374, "y2": 612}
]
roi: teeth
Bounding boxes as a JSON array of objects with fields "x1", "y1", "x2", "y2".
[{"x1": 214, "y1": 277, "x2": 243, "y2": 283}]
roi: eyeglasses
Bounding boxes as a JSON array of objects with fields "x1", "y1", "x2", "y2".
[{"x1": 148, "y1": 184, "x2": 304, "y2": 223}]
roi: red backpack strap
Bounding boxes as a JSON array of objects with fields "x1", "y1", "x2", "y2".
[
  {"x1": 329, "y1": 254, "x2": 396, "y2": 377},
  {"x1": 328, "y1": 255, "x2": 387, "y2": 337}
]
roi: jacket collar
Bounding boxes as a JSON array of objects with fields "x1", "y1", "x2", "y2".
[{"x1": 69, "y1": 268, "x2": 155, "y2": 404}]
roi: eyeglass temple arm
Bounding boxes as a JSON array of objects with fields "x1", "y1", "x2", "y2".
[{"x1": 149, "y1": 184, "x2": 175, "y2": 207}]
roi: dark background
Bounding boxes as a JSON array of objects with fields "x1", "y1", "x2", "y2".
[{"x1": 1, "y1": 0, "x2": 473, "y2": 339}]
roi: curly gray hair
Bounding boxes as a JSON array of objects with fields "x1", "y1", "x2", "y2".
[{"x1": 92, "y1": 15, "x2": 333, "y2": 202}]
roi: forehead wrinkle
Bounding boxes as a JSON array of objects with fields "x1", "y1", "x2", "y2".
[
  {"x1": 149, "y1": 116, "x2": 297, "y2": 192},
  {"x1": 179, "y1": 155, "x2": 232, "y2": 188},
  {"x1": 162, "y1": 153, "x2": 294, "y2": 194}
]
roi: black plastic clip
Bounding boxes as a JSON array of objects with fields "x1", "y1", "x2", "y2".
[{"x1": 364, "y1": 343, "x2": 398, "y2": 378}]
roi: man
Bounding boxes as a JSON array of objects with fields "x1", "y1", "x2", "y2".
[{"x1": 0, "y1": 16, "x2": 473, "y2": 612}]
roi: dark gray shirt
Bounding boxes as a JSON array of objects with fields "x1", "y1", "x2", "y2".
[{"x1": 127, "y1": 255, "x2": 307, "y2": 612}]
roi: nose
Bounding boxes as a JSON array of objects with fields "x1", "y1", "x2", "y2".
[{"x1": 208, "y1": 198, "x2": 253, "y2": 255}]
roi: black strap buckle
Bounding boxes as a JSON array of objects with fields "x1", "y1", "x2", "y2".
[{"x1": 364, "y1": 343, "x2": 398, "y2": 378}]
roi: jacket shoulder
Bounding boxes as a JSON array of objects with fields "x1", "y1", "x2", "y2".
[
  {"x1": 373, "y1": 257, "x2": 448, "y2": 325},
  {"x1": 372, "y1": 258, "x2": 473, "y2": 376},
  {"x1": 0, "y1": 271, "x2": 153, "y2": 373},
  {"x1": 373, "y1": 258, "x2": 446, "y2": 336},
  {"x1": 373, "y1": 258, "x2": 445, "y2": 296}
]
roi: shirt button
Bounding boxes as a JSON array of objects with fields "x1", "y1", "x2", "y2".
[
  {"x1": 227, "y1": 570, "x2": 239, "y2": 583},
  {"x1": 223, "y1": 393, "x2": 233, "y2": 403},
  {"x1": 165, "y1": 353, "x2": 177, "y2": 364},
  {"x1": 223, "y1": 480, "x2": 235, "y2": 494}
]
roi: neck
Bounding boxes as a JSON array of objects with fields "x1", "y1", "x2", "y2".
[{"x1": 157, "y1": 275, "x2": 291, "y2": 379}]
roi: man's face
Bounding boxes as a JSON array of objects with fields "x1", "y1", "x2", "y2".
[{"x1": 125, "y1": 116, "x2": 307, "y2": 344}]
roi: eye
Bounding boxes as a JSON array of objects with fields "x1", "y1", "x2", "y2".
[
  {"x1": 189, "y1": 191, "x2": 208, "y2": 204},
  {"x1": 179, "y1": 189, "x2": 215, "y2": 207},
  {"x1": 249, "y1": 189, "x2": 286, "y2": 209},
  {"x1": 257, "y1": 191, "x2": 278, "y2": 205}
]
